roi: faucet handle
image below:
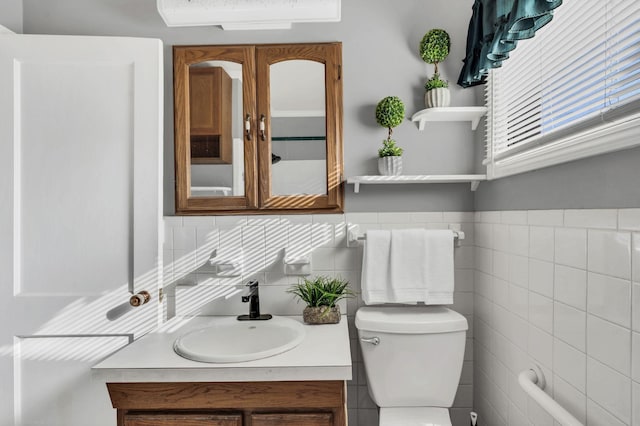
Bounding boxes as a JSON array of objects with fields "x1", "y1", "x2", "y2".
[
  {"x1": 242, "y1": 280, "x2": 258, "y2": 303},
  {"x1": 237, "y1": 279, "x2": 272, "y2": 321}
]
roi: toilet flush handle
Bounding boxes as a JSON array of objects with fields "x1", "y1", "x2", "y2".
[{"x1": 360, "y1": 336, "x2": 380, "y2": 345}]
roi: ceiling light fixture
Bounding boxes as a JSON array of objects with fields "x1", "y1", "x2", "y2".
[{"x1": 157, "y1": 0, "x2": 341, "y2": 30}]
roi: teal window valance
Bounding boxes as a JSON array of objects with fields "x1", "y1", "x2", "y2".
[{"x1": 458, "y1": 0, "x2": 563, "y2": 88}]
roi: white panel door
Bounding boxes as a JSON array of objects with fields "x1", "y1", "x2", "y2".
[{"x1": 0, "y1": 34, "x2": 163, "y2": 425}]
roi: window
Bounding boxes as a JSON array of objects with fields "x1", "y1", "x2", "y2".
[{"x1": 484, "y1": 0, "x2": 640, "y2": 179}]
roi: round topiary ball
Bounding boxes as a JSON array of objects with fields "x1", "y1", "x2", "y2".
[
  {"x1": 419, "y1": 29, "x2": 451, "y2": 64},
  {"x1": 375, "y1": 96, "x2": 405, "y2": 129}
]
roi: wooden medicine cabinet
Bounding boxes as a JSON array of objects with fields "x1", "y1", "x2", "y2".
[{"x1": 173, "y1": 43, "x2": 344, "y2": 214}]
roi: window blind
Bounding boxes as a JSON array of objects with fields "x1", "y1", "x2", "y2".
[{"x1": 485, "y1": 0, "x2": 640, "y2": 166}]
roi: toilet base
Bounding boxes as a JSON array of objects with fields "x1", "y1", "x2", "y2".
[{"x1": 379, "y1": 407, "x2": 452, "y2": 426}]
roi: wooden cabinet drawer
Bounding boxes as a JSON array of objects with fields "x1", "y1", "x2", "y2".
[
  {"x1": 124, "y1": 413, "x2": 242, "y2": 426},
  {"x1": 251, "y1": 413, "x2": 333, "y2": 426}
]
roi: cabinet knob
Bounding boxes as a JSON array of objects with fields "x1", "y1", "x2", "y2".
[{"x1": 129, "y1": 291, "x2": 151, "y2": 307}]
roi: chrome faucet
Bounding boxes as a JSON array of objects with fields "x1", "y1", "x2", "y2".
[{"x1": 237, "y1": 280, "x2": 272, "y2": 321}]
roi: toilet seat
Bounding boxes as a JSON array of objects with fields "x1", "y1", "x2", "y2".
[{"x1": 379, "y1": 407, "x2": 452, "y2": 426}]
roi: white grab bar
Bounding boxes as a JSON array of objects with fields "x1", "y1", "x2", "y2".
[{"x1": 518, "y1": 366, "x2": 583, "y2": 426}]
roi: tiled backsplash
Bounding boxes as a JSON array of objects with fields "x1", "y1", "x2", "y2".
[
  {"x1": 163, "y1": 212, "x2": 475, "y2": 426},
  {"x1": 162, "y1": 208, "x2": 639, "y2": 426},
  {"x1": 473, "y1": 209, "x2": 640, "y2": 426}
]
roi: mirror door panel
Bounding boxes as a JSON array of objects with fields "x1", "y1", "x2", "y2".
[
  {"x1": 174, "y1": 45, "x2": 258, "y2": 212},
  {"x1": 256, "y1": 44, "x2": 343, "y2": 210}
]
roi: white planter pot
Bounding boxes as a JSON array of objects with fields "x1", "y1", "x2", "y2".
[
  {"x1": 425, "y1": 87, "x2": 451, "y2": 108},
  {"x1": 378, "y1": 156, "x2": 402, "y2": 176}
]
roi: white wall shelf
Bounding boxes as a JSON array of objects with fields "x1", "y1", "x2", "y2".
[
  {"x1": 346, "y1": 174, "x2": 487, "y2": 193},
  {"x1": 411, "y1": 107, "x2": 488, "y2": 131}
]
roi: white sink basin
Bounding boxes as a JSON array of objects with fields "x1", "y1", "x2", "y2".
[{"x1": 173, "y1": 316, "x2": 305, "y2": 363}]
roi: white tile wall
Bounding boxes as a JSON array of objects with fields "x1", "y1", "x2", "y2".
[
  {"x1": 554, "y1": 265, "x2": 587, "y2": 310},
  {"x1": 553, "y1": 375, "x2": 587, "y2": 424},
  {"x1": 528, "y1": 292, "x2": 553, "y2": 333},
  {"x1": 633, "y1": 332, "x2": 640, "y2": 383},
  {"x1": 529, "y1": 226, "x2": 555, "y2": 262},
  {"x1": 633, "y1": 235, "x2": 640, "y2": 283},
  {"x1": 474, "y1": 209, "x2": 639, "y2": 426},
  {"x1": 634, "y1": 282, "x2": 640, "y2": 332},
  {"x1": 553, "y1": 337, "x2": 586, "y2": 392},
  {"x1": 587, "y1": 272, "x2": 631, "y2": 327},
  {"x1": 527, "y1": 209, "x2": 564, "y2": 227},
  {"x1": 587, "y1": 357, "x2": 632, "y2": 424},
  {"x1": 619, "y1": 209, "x2": 640, "y2": 231},
  {"x1": 164, "y1": 212, "x2": 475, "y2": 426},
  {"x1": 529, "y1": 259, "x2": 554, "y2": 298},
  {"x1": 633, "y1": 381, "x2": 640, "y2": 426},
  {"x1": 564, "y1": 209, "x2": 618, "y2": 229},
  {"x1": 555, "y1": 227, "x2": 588, "y2": 269},
  {"x1": 588, "y1": 230, "x2": 631, "y2": 279},
  {"x1": 554, "y1": 302, "x2": 586, "y2": 351},
  {"x1": 587, "y1": 314, "x2": 631, "y2": 376},
  {"x1": 163, "y1": 208, "x2": 640, "y2": 426}
]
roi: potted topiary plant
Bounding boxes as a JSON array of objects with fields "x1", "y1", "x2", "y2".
[
  {"x1": 375, "y1": 96, "x2": 405, "y2": 176},
  {"x1": 419, "y1": 28, "x2": 451, "y2": 108},
  {"x1": 287, "y1": 275, "x2": 354, "y2": 324}
]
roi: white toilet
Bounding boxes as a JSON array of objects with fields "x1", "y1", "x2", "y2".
[{"x1": 355, "y1": 305, "x2": 468, "y2": 426}]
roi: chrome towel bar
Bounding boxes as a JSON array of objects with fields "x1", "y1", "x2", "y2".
[{"x1": 346, "y1": 224, "x2": 465, "y2": 248}]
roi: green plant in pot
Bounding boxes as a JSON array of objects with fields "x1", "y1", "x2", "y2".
[
  {"x1": 287, "y1": 276, "x2": 354, "y2": 324},
  {"x1": 419, "y1": 28, "x2": 451, "y2": 108},
  {"x1": 375, "y1": 96, "x2": 405, "y2": 176}
]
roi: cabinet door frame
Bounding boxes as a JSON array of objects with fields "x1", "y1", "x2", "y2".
[
  {"x1": 174, "y1": 45, "x2": 258, "y2": 212},
  {"x1": 256, "y1": 43, "x2": 344, "y2": 211}
]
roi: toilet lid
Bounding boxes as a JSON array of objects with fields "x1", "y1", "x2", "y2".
[
  {"x1": 356, "y1": 306, "x2": 468, "y2": 334},
  {"x1": 379, "y1": 407, "x2": 452, "y2": 426}
]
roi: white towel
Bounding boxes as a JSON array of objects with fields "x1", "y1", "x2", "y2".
[
  {"x1": 361, "y1": 229, "x2": 454, "y2": 304},
  {"x1": 361, "y1": 230, "x2": 391, "y2": 304}
]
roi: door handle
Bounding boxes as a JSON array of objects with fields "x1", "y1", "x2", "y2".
[{"x1": 129, "y1": 291, "x2": 151, "y2": 307}]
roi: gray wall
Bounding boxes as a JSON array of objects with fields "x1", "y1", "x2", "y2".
[
  {"x1": 21, "y1": 0, "x2": 480, "y2": 214},
  {"x1": 474, "y1": 145, "x2": 640, "y2": 211},
  {"x1": 19, "y1": 0, "x2": 632, "y2": 214},
  {"x1": 0, "y1": 0, "x2": 23, "y2": 33}
]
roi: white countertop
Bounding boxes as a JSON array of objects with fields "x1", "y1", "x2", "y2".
[{"x1": 92, "y1": 315, "x2": 352, "y2": 383}]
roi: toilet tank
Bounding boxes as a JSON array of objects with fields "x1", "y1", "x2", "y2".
[{"x1": 356, "y1": 306, "x2": 468, "y2": 408}]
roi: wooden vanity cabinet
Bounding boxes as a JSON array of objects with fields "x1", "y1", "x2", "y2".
[
  {"x1": 189, "y1": 67, "x2": 232, "y2": 164},
  {"x1": 107, "y1": 381, "x2": 346, "y2": 426}
]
